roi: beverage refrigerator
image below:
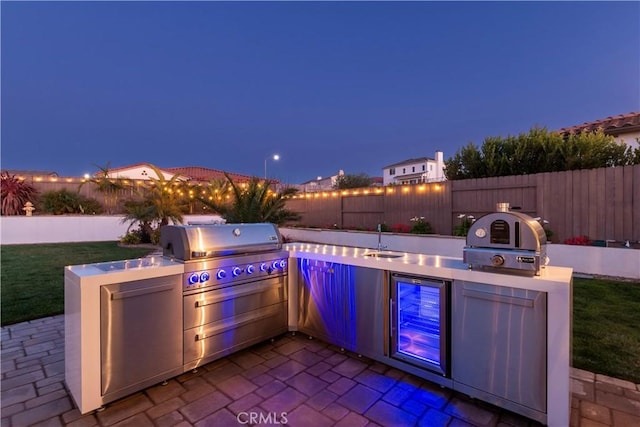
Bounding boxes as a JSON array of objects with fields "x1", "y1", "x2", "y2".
[{"x1": 389, "y1": 273, "x2": 450, "y2": 376}]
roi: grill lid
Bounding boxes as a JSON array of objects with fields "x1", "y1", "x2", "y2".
[{"x1": 160, "y1": 223, "x2": 282, "y2": 261}]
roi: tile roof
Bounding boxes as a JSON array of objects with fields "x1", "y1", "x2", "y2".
[
  {"x1": 165, "y1": 166, "x2": 256, "y2": 183},
  {"x1": 383, "y1": 157, "x2": 435, "y2": 169},
  {"x1": 105, "y1": 163, "x2": 260, "y2": 183},
  {"x1": 557, "y1": 111, "x2": 640, "y2": 135}
]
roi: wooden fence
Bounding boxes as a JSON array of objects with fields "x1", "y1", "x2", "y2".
[
  {"x1": 17, "y1": 165, "x2": 639, "y2": 242},
  {"x1": 285, "y1": 164, "x2": 640, "y2": 243}
]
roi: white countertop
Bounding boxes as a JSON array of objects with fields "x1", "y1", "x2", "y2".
[
  {"x1": 65, "y1": 256, "x2": 184, "y2": 282},
  {"x1": 284, "y1": 242, "x2": 573, "y2": 292}
]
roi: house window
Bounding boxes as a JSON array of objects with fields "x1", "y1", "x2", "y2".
[
  {"x1": 422, "y1": 165, "x2": 425, "y2": 171},
  {"x1": 430, "y1": 165, "x2": 433, "y2": 171},
  {"x1": 389, "y1": 168, "x2": 395, "y2": 175},
  {"x1": 412, "y1": 167, "x2": 415, "y2": 172},
  {"x1": 402, "y1": 168, "x2": 406, "y2": 174}
]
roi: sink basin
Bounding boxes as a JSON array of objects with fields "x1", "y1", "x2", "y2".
[{"x1": 365, "y1": 252, "x2": 403, "y2": 259}]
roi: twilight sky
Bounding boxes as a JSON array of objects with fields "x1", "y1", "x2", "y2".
[{"x1": 2, "y1": 1, "x2": 639, "y2": 184}]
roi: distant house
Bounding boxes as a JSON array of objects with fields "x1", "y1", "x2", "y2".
[
  {"x1": 557, "y1": 111, "x2": 640, "y2": 149},
  {"x1": 104, "y1": 163, "x2": 256, "y2": 183},
  {"x1": 382, "y1": 151, "x2": 446, "y2": 186},
  {"x1": 299, "y1": 170, "x2": 344, "y2": 192},
  {"x1": 1, "y1": 169, "x2": 59, "y2": 179}
]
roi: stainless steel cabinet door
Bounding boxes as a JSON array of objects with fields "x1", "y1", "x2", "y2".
[
  {"x1": 297, "y1": 259, "x2": 349, "y2": 347},
  {"x1": 100, "y1": 275, "x2": 183, "y2": 397},
  {"x1": 452, "y1": 280, "x2": 547, "y2": 413},
  {"x1": 297, "y1": 259, "x2": 384, "y2": 357}
]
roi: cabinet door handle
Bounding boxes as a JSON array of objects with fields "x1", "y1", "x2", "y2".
[
  {"x1": 111, "y1": 283, "x2": 175, "y2": 300},
  {"x1": 462, "y1": 289, "x2": 534, "y2": 307},
  {"x1": 389, "y1": 298, "x2": 395, "y2": 334}
]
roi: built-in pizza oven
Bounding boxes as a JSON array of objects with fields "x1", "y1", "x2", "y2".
[{"x1": 463, "y1": 203, "x2": 547, "y2": 275}]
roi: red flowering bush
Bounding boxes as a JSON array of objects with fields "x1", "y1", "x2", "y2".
[
  {"x1": 564, "y1": 235, "x2": 592, "y2": 245},
  {"x1": 391, "y1": 223, "x2": 411, "y2": 233}
]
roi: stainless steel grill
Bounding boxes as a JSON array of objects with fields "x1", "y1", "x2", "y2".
[
  {"x1": 463, "y1": 203, "x2": 547, "y2": 275},
  {"x1": 160, "y1": 223, "x2": 289, "y2": 369},
  {"x1": 161, "y1": 223, "x2": 282, "y2": 262}
]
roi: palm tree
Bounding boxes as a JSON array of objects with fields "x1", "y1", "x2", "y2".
[
  {"x1": 1, "y1": 172, "x2": 38, "y2": 216},
  {"x1": 121, "y1": 164, "x2": 187, "y2": 243},
  {"x1": 199, "y1": 174, "x2": 300, "y2": 225},
  {"x1": 143, "y1": 164, "x2": 186, "y2": 226},
  {"x1": 79, "y1": 162, "x2": 125, "y2": 214},
  {"x1": 121, "y1": 199, "x2": 157, "y2": 243}
]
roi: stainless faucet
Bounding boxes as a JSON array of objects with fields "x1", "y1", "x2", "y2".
[{"x1": 377, "y1": 224, "x2": 387, "y2": 251}]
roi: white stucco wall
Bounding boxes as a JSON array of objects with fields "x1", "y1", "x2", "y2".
[
  {"x1": 614, "y1": 130, "x2": 640, "y2": 149},
  {"x1": 0, "y1": 215, "x2": 224, "y2": 244},
  {"x1": 108, "y1": 165, "x2": 183, "y2": 181}
]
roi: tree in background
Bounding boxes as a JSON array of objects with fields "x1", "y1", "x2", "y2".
[
  {"x1": 121, "y1": 164, "x2": 187, "y2": 244},
  {"x1": 78, "y1": 162, "x2": 126, "y2": 214},
  {"x1": 199, "y1": 174, "x2": 300, "y2": 225},
  {"x1": 195, "y1": 178, "x2": 230, "y2": 214},
  {"x1": 444, "y1": 127, "x2": 639, "y2": 180},
  {"x1": 1, "y1": 172, "x2": 38, "y2": 216},
  {"x1": 333, "y1": 173, "x2": 373, "y2": 189}
]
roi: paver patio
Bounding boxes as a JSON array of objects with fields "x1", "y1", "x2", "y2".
[{"x1": 1, "y1": 315, "x2": 639, "y2": 426}]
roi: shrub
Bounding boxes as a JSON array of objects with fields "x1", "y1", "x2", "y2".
[
  {"x1": 78, "y1": 197, "x2": 104, "y2": 215},
  {"x1": 409, "y1": 217, "x2": 433, "y2": 234},
  {"x1": 120, "y1": 231, "x2": 143, "y2": 245},
  {"x1": 1, "y1": 172, "x2": 38, "y2": 215},
  {"x1": 564, "y1": 235, "x2": 592, "y2": 245},
  {"x1": 41, "y1": 189, "x2": 81, "y2": 215},
  {"x1": 391, "y1": 223, "x2": 411, "y2": 233},
  {"x1": 454, "y1": 218, "x2": 473, "y2": 237},
  {"x1": 40, "y1": 189, "x2": 103, "y2": 215}
]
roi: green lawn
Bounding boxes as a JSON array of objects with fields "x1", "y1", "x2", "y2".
[
  {"x1": 1, "y1": 243, "x2": 639, "y2": 383},
  {"x1": 572, "y1": 277, "x2": 640, "y2": 383},
  {"x1": 1, "y1": 242, "x2": 154, "y2": 326}
]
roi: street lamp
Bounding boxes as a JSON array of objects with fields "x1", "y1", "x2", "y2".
[{"x1": 264, "y1": 154, "x2": 280, "y2": 179}]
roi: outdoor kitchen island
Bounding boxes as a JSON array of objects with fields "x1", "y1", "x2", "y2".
[
  {"x1": 64, "y1": 229, "x2": 572, "y2": 426},
  {"x1": 285, "y1": 242, "x2": 573, "y2": 427}
]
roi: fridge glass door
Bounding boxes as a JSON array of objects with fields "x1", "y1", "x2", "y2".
[{"x1": 392, "y1": 275, "x2": 447, "y2": 375}]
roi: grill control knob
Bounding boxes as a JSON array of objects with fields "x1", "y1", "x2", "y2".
[
  {"x1": 272, "y1": 260, "x2": 280, "y2": 270},
  {"x1": 188, "y1": 273, "x2": 199, "y2": 285},
  {"x1": 259, "y1": 263, "x2": 268, "y2": 272},
  {"x1": 232, "y1": 266, "x2": 242, "y2": 277},
  {"x1": 491, "y1": 255, "x2": 505, "y2": 266},
  {"x1": 278, "y1": 260, "x2": 287, "y2": 269},
  {"x1": 216, "y1": 269, "x2": 227, "y2": 280},
  {"x1": 246, "y1": 264, "x2": 255, "y2": 274},
  {"x1": 199, "y1": 272, "x2": 210, "y2": 282}
]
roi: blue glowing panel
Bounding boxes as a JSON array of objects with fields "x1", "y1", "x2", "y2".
[{"x1": 396, "y1": 282, "x2": 441, "y2": 366}]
